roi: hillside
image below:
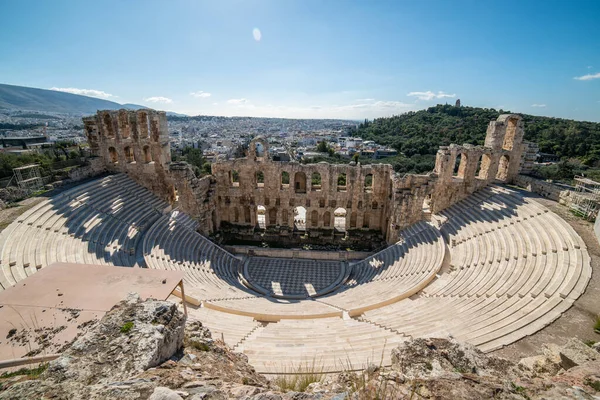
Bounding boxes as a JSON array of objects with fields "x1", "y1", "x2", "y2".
[
  {"x1": 351, "y1": 104, "x2": 600, "y2": 168},
  {"x1": 0, "y1": 83, "x2": 128, "y2": 114}
]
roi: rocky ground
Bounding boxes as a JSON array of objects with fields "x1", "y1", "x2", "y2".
[{"x1": 0, "y1": 296, "x2": 599, "y2": 400}]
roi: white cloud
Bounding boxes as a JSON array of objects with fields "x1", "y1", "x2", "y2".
[
  {"x1": 50, "y1": 87, "x2": 115, "y2": 99},
  {"x1": 227, "y1": 98, "x2": 248, "y2": 104},
  {"x1": 531, "y1": 104, "x2": 546, "y2": 108},
  {"x1": 253, "y1": 28, "x2": 262, "y2": 42},
  {"x1": 574, "y1": 72, "x2": 600, "y2": 81},
  {"x1": 407, "y1": 90, "x2": 456, "y2": 101},
  {"x1": 144, "y1": 96, "x2": 173, "y2": 104},
  {"x1": 190, "y1": 91, "x2": 211, "y2": 98},
  {"x1": 355, "y1": 98, "x2": 375, "y2": 102}
]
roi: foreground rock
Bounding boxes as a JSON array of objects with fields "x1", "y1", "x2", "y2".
[{"x1": 1, "y1": 298, "x2": 599, "y2": 399}]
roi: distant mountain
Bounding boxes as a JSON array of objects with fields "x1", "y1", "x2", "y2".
[{"x1": 0, "y1": 84, "x2": 187, "y2": 116}]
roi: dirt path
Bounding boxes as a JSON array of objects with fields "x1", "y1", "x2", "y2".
[{"x1": 492, "y1": 195, "x2": 600, "y2": 361}]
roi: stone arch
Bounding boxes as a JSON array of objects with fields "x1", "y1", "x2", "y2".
[
  {"x1": 234, "y1": 207, "x2": 240, "y2": 223},
  {"x1": 268, "y1": 208, "x2": 277, "y2": 226},
  {"x1": 282, "y1": 209, "x2": 289, "y2": 226},
  {"x1": 244, "y1": 206, "x2": 251, "y2": 224},
  {"x1": 108, "y1": 146, "x2": 118, "y2": 163},
  {"x1": 230, "y1": 170, "x2": 240, "y2": 187},
  {"x1": 323, "y1": 211, "x2": 331, "y2": 227},
  {"x1": 256, "y1": 171, "x2": 265, "y2": 188},
  {"x1": 103, "y1": 113, "x2": 114, "y2": 138},
  {"x1": 294, "y1": 172, "x2": 307, "y2": 193},
  {"x1": 249, "y1": 137, "x2": 269, "y2": 159},
  {"x1": 456, "y1": 152, "x2": 468, "y2": 178},
  {"x1": 311, "y1": 172, "x2": 322, "y2": 191},
  {"x1": 502, "y1": 117, "x2": 519, "y2": 151},
  {"x1": 478, "y1": 154, "x2": 492, "y2": 179},
  {"x1": 143, "y1": 145, "x2": 152, "y2": 163},
  {"x1": 496, "y1": 154, "x2": 510, "y2": 181},
  {"x1": 334, "y1": 208, "x2": 347, "y2": 231},
  {"x1": 350, "y1": 212, "x2": 357, "y2": 228},
  {"x1": 118, "y1": 110, "x2": 130, "y2": 139},
  {"x1": 364, "y1": 173, "x2": 373, "y2": 192},
  {"x1": 362, "y1": 213, "x2": 370, "y2": 229},
  {"x1": 281, "y1": 171, "x2": 290, "y2": 189},
  {"x1": 311, "y1": 210, "x2": 319, "y2": 228},
  {"x1": 372, "y1": 201, "x2": 378, "y2": 210},
  {"x1": 256, "y1": 205, "x2": 266, "y2": 229},
  {"x1": 124, "y1": 146, "x2": 135, "y2": 163},
  {"x1": 337, "y1": 173, "x2": 347, "y2": 192},
  {"x1": 294, "y1": 206, "x2": 306, "y2": 231}
]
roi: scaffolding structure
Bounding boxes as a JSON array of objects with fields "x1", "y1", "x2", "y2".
[
  {"x1": 569, "y1": 176, "x2": 600, "y2": 220},
  {"x1": 13, "y1": 164, "x2": 43, "y2": 194}
]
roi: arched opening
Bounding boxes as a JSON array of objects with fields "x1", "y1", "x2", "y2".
[
  {"x1": 496, "y1": 154, "x2": 510, "y2": 181},
  {"x1": 350, "y1": 212, "x2": 357, "y2": 228},
  {"x1": 282, "y1": 209, "x2": 289, "y2": 226},
  {"x1": 255, "y1": 142, "x2": 265, "y2": 157},
  {"x1": 244, "y1": 206, "x2": 251, "y2": 223},
  {"x1": 294, "y1": 206, "x2": 306, "y2": 231},
  {"x1": 281, "y1": 171, "x2": 289, "y2": 189},
  {"x1": 108, "y1": 147, "x2": 118, "y2": 163},
  {"x1": 311, "y1": 210, "x2": 319, "y2": 228},
  {"x1": 118, "y1": 111, "x2": 130, "y2": 139},
  {"x1": 362, "y1": 213, "x2": 370, "y2": 229},
  {"x1": 256, "y1": 205, "x2": 266, "y2": 229},
  {"x1": 268, "y1": 208, "x2": 277, "y2": 226},
  {"x1": 124, "y1": 146, "x2": 135, "y2": 163},
  {"x1": 256, "y1": 171, "x2": 264, "y2": 188},
  {"x1": 311, "y1": 172, "x2": 322, "y2": 191},
  {"x1": 323, "y1": 211, "x2": 331, "y2": 227},
  {"x1": 502, "y1": 117, "x2": 518, "y2": 151},
  {"x1": 364, "y1": 174, "x2": 373, "y2": 193},
  {"x1": 230, "y1": 170, "x2": 240, "y2": 187},
  {"x1": 422, "y1": 194, "x2": 432, "y2": 213},
  {"x1": 294, "y1": 172, "x2": 307, "y2": 193},
  {"x1": 372, "y1": 201, "x2": 378, "y2": 210},
  {"x1": 478, "y1": 154, "x2": 491, "y2": 179},
  {"x1": 234, "y1": 207, "x2": 240, "y2": 223},
  {"x1": 103, "y1": 113, "x2": 114, "y2": 137},
  {"x1": 334, "y1": 208, "x2": 347, "y2": 231},
  {"x1": 337, "y1": 173, "x2": 347, "y2": 192},
  {"x1": 453, "y1": 153, "x2": 467, "y2": 178},
  {"x1": 143, "y1": 145, "x2": 152, "y2": 163}
]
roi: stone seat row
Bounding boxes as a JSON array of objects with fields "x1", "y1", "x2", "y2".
[
  {"x1": 143, "y1": 212, "x2": 252, "y2": 302},
  {"x1": 359, "y1": 187, "x2": 591, "y2": 353},
  {"x1": 0, "y1": 174, "x2": 167, "y2": 291},
  {"x1": 317, "y1": 221, "x2": 445, "y2": 315},
  {"x1": 234, "y1": 316, "x2": 407, "y2": 374}
]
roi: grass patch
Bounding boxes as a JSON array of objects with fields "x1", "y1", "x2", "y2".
[
  {"x1": 120, "y1": 321, "x2": 134, "y2": 334},
  {"x1": 273, "y1": 361, "x2": 323, "y2": 392},
  {"x1": 511, "y1": 382, "x2": 531, "y2": 399},
  {"x1": 0, "y1": 364, "x2": 47, "y2": 379},
  {"x1": 584, "y1": 340, "x2": 596, "y2": 347},
  {"x1": 585, "y1": 378, "x2": 600, "y2": 392},
  {"x1": 594, "y1": 316, "x2": 600, "y2": 333}
]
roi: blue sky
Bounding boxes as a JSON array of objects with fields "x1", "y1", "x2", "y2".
[{"x1": 1, "y1": 0, "x2": 599, "y2": 121}]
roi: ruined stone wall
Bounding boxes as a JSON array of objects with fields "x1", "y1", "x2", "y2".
[
  {"x1": 83, "y1": 110, "x2": 217, "y2": 233},
  {"x1": 211, "y1": 139, "x2": 393, "y2": 247},
  {"x1": 83, "y1": 112, "x2": 527, "y2": 246}
]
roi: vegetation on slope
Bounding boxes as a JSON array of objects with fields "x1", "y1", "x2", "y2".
[{"x1": 350, "y1": 104, "x2": 600, "y2": 179}]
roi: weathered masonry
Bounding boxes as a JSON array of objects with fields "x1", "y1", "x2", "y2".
[{"x1": 83, "y1": 111, "x2": 527, "y2": 247}]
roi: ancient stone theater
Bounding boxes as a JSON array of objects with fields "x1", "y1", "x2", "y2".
[{"x1": 0, "y1": 110, "x2": 591, "y2": 373}]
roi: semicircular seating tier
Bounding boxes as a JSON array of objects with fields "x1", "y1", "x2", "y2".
[
  {"x1": 0, "y1": 174, "x2": 168, "y2": 291},
  {"x1": 0, "y1": 174, "x2": 591, "y2": 375}
]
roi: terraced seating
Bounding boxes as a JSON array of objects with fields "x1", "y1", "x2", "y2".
[
  {"x1": 235, "y1": 317, "x2": 407, "y2": 374},
  {"x1": 317, "y1": 221, "x2": 445, "y2": 315},
  {"x1": 360, "y1": 185, "x2": 591, "y2": 352},
  {"x1": 0, "y1": 174, "x2": 167, "y2": 291},
  {"x1": 143, "y1": 211, "x2": 254, "y2": 301}
]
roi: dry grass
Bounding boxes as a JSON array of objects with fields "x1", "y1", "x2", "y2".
[{"x1": 272, "y1": 359, "x2": 324, "y2": 392}]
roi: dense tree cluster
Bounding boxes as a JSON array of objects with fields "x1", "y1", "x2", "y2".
[{"x1": 350, "y1": 104, "x2": 600, "y2": 174}]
